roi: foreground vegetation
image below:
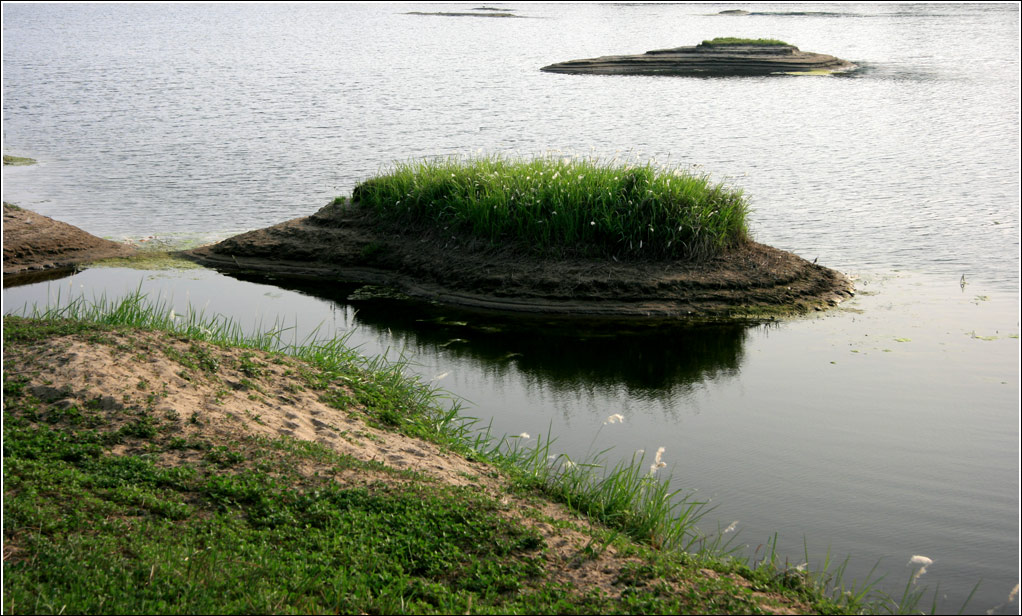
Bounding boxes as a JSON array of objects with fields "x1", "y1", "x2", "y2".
[
  {"x1": 699, "y1": 38, "x2": 791, "y2": 47},
  {"x1": 347, "y1": 155, "x2": 750, "y2": 261},
  {"x1": 3, "y1": 293, "x2": 950, "y2": 614}
]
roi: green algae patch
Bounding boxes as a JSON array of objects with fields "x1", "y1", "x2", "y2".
[
  {"x1": 90, "y1": 251, "x2": 205, "y2": 271},
  {"x1": 3, "y1": 154, "x2": 37, "y2": 166}
]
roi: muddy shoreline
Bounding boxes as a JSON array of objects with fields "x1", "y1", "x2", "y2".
[
  {"x1": 3, "y1": 203, "x2": 136, "y2": 284},
  {"x1": 181, "y1": 200, "x2": 855, "y2": 320}
]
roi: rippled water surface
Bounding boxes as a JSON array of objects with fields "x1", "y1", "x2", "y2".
[{"x1": 3, "y1": 3, "x2": 1019, "y2": 613}]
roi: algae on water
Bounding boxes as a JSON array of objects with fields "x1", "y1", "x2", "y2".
[{"x1": 3, "y1": 154, "x2": 37, "y2": 166}]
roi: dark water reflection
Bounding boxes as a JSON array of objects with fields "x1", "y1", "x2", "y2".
[
  {"x1": 231, "y1": 272, "x2": 751, "y2": 397},
  {"x1": 3, "y1": 267, "x2": 79, "y2": 288}
]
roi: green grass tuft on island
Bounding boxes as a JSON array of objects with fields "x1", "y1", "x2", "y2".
[
  {"x1": 346, "y1": 155, "x2": 751, "y2": 261},
  {"x1": 699, "y1": 37, "x2": 792, "y2": 47}
]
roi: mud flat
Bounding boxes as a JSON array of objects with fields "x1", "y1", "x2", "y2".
[
  {"x1": 541, "y1": 39, "x2": 856, "y2": 76},
  {"x1": 182, "y1": 200, "x2": 854, "y2": 320},
  {"x1": 3, "y1": 203, "x2": 136, "y2": 283}
]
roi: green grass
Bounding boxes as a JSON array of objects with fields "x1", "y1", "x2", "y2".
[
  {"x1": 3, "y1": 154, "x2": 37, "y2": 166},
  {"x1": 700, "y1": 38, "x2": 791, "y2": 47},
  {"x1": 3, "y1": 291, "x2": 959, "y2": 614},
  {"x1": 2, "y1": 420, "x2": 547, "y2": 614},
  {"x1": 346, "y1": 155, "x2": 751, "y2": 261}
]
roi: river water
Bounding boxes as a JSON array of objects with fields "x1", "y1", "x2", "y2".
[{"x1": 2, "y1": 3, "x2": 1019, "y2": 613}]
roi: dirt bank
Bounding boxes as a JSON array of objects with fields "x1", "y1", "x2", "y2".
[
  {"x1": 3, "y1": 203, "x2": 136, "y2": 280},
  {"x1": 182, "y1": 200, "x2": 854, "y2": 320}
]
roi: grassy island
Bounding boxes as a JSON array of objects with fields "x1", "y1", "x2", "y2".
[
  {"x1": 347, "y1": 156, "x2": 750, "y2": 261},
  {"x1": 699, "y1": 38, "x2": 792, "y2": 47},
  {"x1": 182, "y1": 154, "x2": 853, "y2": 319},
  {"x1": 3, "y1": 295, "x2": 937, "y2": 614},
  {"x1": 542, "y1": 39, "x2": 853, "y2": 77}
]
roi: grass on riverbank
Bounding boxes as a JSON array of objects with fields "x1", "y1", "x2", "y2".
[
  {"x1": 699, "y1": 38, "x2": 791, "y2": 47},
  {"x1": 3, "y1": 292, "x2": 942, "y2": 614},
  {"x1": 346, "y1": 155, "x2": 750, "y2": 261}
]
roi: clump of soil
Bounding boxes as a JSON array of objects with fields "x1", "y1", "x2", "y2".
[
  {"x1": 182, "y1": 200, "x2": 854, "y2": 320},
  {"x1": 3, "y1": 203, "x2": 136, "y2": 279}
]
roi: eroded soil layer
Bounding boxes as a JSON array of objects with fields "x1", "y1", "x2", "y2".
[
  {"x1": 3, "y1": 204, "x2": 136, "y2": 280},
  {"x1": 182, "y1": 201, "x2": 854, "y2": 320}
]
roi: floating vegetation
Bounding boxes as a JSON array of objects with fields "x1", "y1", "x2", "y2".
[
  {"x1": 346, "y1": 285, "x2": 412, "y2": 301},
  {"x1": 90, "y1": 252, "x2": 204, "y2": 271},
  {"x1": 967, "y1": 331, "x2": 1001, "y2": 341},
  {"x1": 2, "y1": 154, "x2": 37, "y2": 166}
]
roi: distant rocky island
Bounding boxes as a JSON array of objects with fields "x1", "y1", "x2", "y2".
[
  {"x1": 406, "y1": 7, "x2": 521, "y2": 18},
  {"x1": 541, "y1": 38, "x2": 856, "y2": 76}
]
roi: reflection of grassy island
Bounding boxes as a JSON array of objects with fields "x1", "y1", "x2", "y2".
[{"x1": 184, "y1": 156, "x2": 854, "y2": 319}]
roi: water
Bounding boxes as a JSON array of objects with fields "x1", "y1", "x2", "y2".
[{"x1": 3, "y1": 3, "x2": 1019, "y2": 613}]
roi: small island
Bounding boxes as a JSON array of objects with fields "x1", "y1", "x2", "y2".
[
  {"x1": 541, "y1": 37, "x2": 856, "y2": 76},
  {"x1": 183, "y1": 156, "x2": 853, "y2": 320},
  {"x1": 405, "y1": 8, "x2": 521, "y2": 18}
]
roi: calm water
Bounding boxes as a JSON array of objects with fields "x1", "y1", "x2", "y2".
[{"x1": 3, "y1": 3, "x2": 1019, "y2": 613}]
